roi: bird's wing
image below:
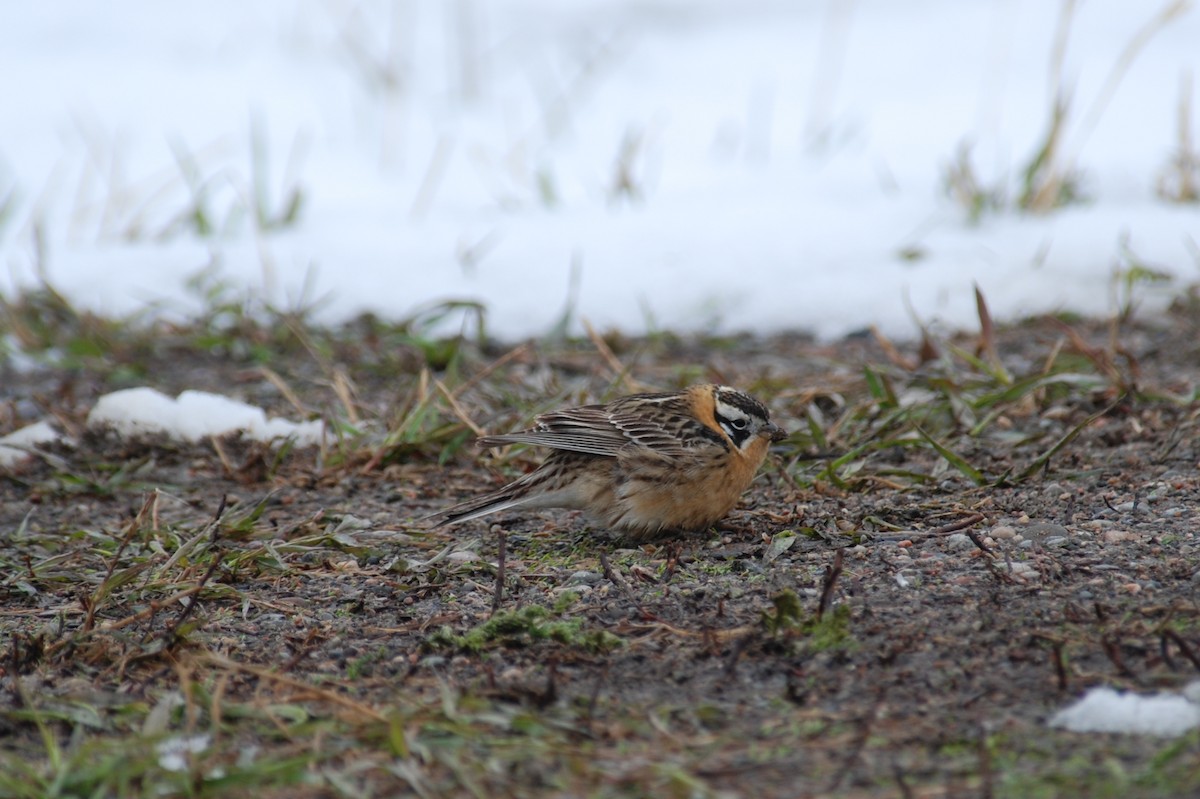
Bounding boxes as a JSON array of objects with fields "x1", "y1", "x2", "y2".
[{"x1": 476, "y1": 403, "x2": 683, "y2": 457}]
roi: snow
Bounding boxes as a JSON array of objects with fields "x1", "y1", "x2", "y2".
[
  {"x1": 87, "y1": 388, "x2": 324, "y2": 446},
  {"x1": 0, "y1": 388, "x2": 322, "y2": 468},
  {"x1": 1049, "y1": 683, "x2": 1200, "y2": 737},
  {"x1": 155, "y1": 733, "x2": 212, "y2": 772},
  {"x1": 0, "y1": 421, "x2": 61, "y2": 468},
  {"x1": 1, "y1": 2, "x2": 1198, "y2": 340}
]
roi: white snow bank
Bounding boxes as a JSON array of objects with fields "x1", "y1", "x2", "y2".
[
  {"x1": 1048, "y1": 683, "x2": 1200, "y2": 737},
  {"x1": 1, "y1": 3, "x2": 1197, "y2": 341},
  {"x1": 0, "y1": 421, "x2": 61, "y2": 467},
  {"x1": 86, "y1": 388, "x2": 324, "y2": 446}
]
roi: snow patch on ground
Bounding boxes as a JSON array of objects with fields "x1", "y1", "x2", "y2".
[
  {"x1": 1048, "y1": 683, "x2": 1200, "y2": 737},
  {"x1": 0, "y1": 421, "x2": 62, "y2": 467},
  {"x1": 87, "y1": 388, "x2": 325, "y2": 446}
]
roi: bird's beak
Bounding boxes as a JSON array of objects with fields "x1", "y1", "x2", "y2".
[{"x1": 764, "y1": 423, "x2": 787, "y2": 442}]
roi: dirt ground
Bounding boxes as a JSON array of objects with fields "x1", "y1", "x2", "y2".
[{"x1": 1, "y1": 299, "x2": 1198, "y2": 798}]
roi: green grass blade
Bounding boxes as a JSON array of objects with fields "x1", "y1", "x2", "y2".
[{"x1": 915, "y1": 425, "x2": 986, "y2": 485}]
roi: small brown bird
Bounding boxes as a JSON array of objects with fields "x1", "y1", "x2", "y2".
[{"x1": 427, "y1": 384, "x2": 786, "y2": 539}]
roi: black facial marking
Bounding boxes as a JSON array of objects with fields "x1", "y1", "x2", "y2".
[
  {"x1": 715, "y1": 387, "x2": 770, "y2": 422},
  {"x1": 698, "y1": 422, "x2": 730, "y2": 450},
  {"x1": 714, "y1": 411, "x2": 751, "y2": 447}
]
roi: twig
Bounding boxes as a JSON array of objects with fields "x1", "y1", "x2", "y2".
[
  {"x1": 723, "y1": 631, "x2": 756, "y2": 679},
  {"x1": 599, "y1": 551, "x2": 631, "y2": 595},
  {"x1": 892, "y1": 758, "x2": 915, "y2": 799},
  {"x1": 817, "y1": 548, "x2": 844, "y2": 621},
  {"x1": 1051, "y1": 640, "x2": 1069, "y2": 690},
  {"x1": 585, "y1": 662, "x2": 609, "y2": 724},
  {"x1": 1101, "y1": 634, "x2": 1135, "y2": 678},
  {"x1": 966, "y1": 528, "x2": 996, "y2": 559},
  {"x1": 826, "y1": 690, "x2": 885, "y2": 793},
  {"x1": 1162, "y1": 629, "x2": 1200, "y2": 672},
  {"x1": 923, "y1": 512, "x2": 986, "y2": 537},
  {"x1": 491, "y1": 526, "x2": 507, "y2": 616},
  {"x1": 978, "y1": 724, "x2": 994, "y2": 799}
]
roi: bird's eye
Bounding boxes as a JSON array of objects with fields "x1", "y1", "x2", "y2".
[{"x1": 729, "y1": 417, "x2": 748, "y2": 430}]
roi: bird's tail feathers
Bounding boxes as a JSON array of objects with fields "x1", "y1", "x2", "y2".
[{"x1": 422, "y1": 479, "x2": 578, "y2": 528}]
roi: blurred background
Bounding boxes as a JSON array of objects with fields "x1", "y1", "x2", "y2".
[{"x1": 1, "y1": 0, "x2": 1197, "y2": 340}]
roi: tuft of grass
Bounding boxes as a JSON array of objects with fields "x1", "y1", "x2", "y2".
[
  {"x1": 427, "y1": 603, "x2": 623, "y2": 654},
  {"x1": 782, "y1": 286, "x2": 1180, "y2": 491},
  {"x1": 760, "y1": 589, "x2": 853, "y2": 652},
  {"x1": 945, "y1": 0, "x2": 1190, "y2": 218}
]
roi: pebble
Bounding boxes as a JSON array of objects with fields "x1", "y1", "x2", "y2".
[
  {"x1": 1008, "y1": 562, "x2": 1038, "y2": 580},
  {"x1": 567, "y1": 570, "x2": 602, "y2": 585},
  {"x1": 1102, "y1": 530, "x2": 1137, "y2": 544},
  {"x1": 1023, "y1": 522, "x2": 1070, "y2": 540},
  {"x1": 1043, "y1": 536, "x2": 1069, "y2": 547},
  {"x1": 990, "y1": 525, "x2": 1017, "y2": 540},
  {"x1": 946, "y1": 533, "x2": 973, "y2": 551}
]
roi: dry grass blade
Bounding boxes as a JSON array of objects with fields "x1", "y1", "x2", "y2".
[
  {"x1": 258, "y1": 365, "x2": 310, "y2": 418},
  {"x1": 583, "y1": 318, "x2": 640, "y2": 393},
  {"x1": 197, "y1": 652, "x2": 388, "y2": 723},
  {"x1": 974, "y1": 284, "x2": 1007, "y2": 381},
  {"x1": 434, "y1": 377, "x2": 484, "y2": 438},
  {"x1": 871, "y1": 325, "x2": 918, "y2": 371}
]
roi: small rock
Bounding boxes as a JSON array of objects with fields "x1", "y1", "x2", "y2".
[
  {"x1": 1023, "y1": 522, "x2": 1070, "y2": 540},
  {"x1": 567, "y1": 570, "x2": 602, "y2": 585},
  {"x1": 1008, "y1": 562, "x2": 1039, "y2": 580},
  {"x1": 946, "y1": 533, "x2": 974, "y2": 551},
  {"x1": 991, "y1": 525, "x2": 1017, "y2": 540},
  {"x1": 1102, "y1": 530, "x2": 1137, "y2": 544},
  {"x1": 1044, "y1": 536, "x2": 1069, "y2": 548}
]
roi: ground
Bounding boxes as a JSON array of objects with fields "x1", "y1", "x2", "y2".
[{"x1": 0, "y1": 288, "x2": 1198, "y2": 798}]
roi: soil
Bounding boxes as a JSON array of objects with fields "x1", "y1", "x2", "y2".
[{"x1": 1, "y1": 304, "x2": 1198, "y2": 797}]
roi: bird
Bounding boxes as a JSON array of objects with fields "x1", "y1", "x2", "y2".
[{"x1": 425, "y1": 384, "x2": 787, "y2": 540}]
